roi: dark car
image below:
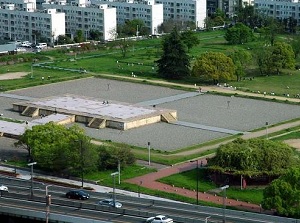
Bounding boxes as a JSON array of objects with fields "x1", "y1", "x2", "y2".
[{"x1": 65, "y1": 190, "x2": 90, "y2": 200}]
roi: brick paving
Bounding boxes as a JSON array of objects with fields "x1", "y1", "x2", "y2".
[
  {"x1": 127, "y1": 120, "x2": 300, "y2": 214},
  {"x1": 126, "y1": 159, "x2": 273, "y2": 214}
]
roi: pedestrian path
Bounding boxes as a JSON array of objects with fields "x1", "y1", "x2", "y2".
[
  {"x1": 0, "y1": 93, "x2": 35, "y2": 100},
  {"x1": 135, "y1": 92, "x2": 201, "y2": 106},
  {"x1": 173, "y1": 120, "x2": 245, "y2": 135},
  {"x1": 125, "y1": 160, "x2": 270, "y2": 214}
]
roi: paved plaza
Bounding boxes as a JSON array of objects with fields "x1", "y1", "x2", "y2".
[{"x1": 1, "y1": 77, "x2": 300, "y2": 151}]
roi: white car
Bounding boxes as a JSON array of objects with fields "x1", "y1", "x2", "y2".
[
  {"x1": 146, "y1": 215, "x2": 173, "y2": 223},
  {"x1": 21, "y1": 41, "x2": 32, "y2": 47},
  {"x1": 0, "y1": 185, "x2": 8, "y2": 192},
  {"x1": 97, "y1": 199, "x2": 122, "y2": 208}
]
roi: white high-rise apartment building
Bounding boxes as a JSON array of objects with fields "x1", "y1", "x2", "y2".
[
  {"x1": 155, "y1": 0, "x2": 206, "y2": 28},
  {"x1": 91, "y1": 0, "x2": 163, "y2": 35},
  {"x1": 42, "y1": 0, "x2": 117, "y2": 40},
  {"x1": 254, "y1": 0, "x2": 300, "y2": 24},
  {"x1": 0, "y1": 0, "x2": 65, "y2": 43}
]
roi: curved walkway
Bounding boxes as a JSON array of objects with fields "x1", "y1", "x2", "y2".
[
  {"x1": 125, "y1": 120, "x2": 300, "y2": 213},
  {"x1": 126, "y1": 159, "x2": 270, "y2": 214}
]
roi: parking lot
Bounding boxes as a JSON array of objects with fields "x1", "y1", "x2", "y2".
[{"x1": 1, "y1": 77, "x2": 300, "y2": 151}]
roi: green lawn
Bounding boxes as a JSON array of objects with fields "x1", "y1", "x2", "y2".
[{"x1": 159, "y1": 168, "x2": 264, "y2": 205}]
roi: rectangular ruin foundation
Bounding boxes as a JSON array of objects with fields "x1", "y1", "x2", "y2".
[{"x1": 12, "y1": 94, "x2": 177, "y2": 130}]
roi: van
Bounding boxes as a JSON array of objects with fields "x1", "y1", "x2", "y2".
[{"x1": 36, "y1": 43, "x2": 47, "y2": 49}]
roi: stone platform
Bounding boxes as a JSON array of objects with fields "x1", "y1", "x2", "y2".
[{"x1": 12, "y1": 94, "x2": 177, "y2": 130}]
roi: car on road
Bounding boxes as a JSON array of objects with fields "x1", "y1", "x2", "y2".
[
  {"x1": 0, "y1": 185, "x2": 8, "y2": 192},
  {"x1": 65, "y1": 190, "x2": 89, "y2": 200},
  {"x1": 146, "y1": 215, "x2": 173, "y2": 223},
  {"x1": 97, "y1": 199, "x2": 122, "y2": 208}
]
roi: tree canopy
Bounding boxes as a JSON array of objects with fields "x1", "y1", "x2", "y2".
[
  {"x1": 262, "y1": 167, "x2": 300, "y2": 218},
  {"x1": 228, "y1": 49, "x2": 252, "y2": 81},
  {"x1": 16, "y1": 123, "x2": 98, "y2": 175},
  {"x1": 207, "y1": 138, "x2": 299, "y2": 176},
  {"x1": 192, "y1": 52, "x2": 235, "y2": 84},
  {"x1": 156, "y1": 27, "x2": 190, "y2": 79},
  {"x1": 224, "y1": 23, "x2": 254, "y2": 44},
  {"x1": 255, "y1": 41, "x2": 295, "y2": 75},
  {"x1": 181, "y1": 30, "x2": 200, "y2": 52}
]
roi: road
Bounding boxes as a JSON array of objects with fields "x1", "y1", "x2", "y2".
[{"x1": 0, "y1": 176, "x2": 298, "y2": 223}]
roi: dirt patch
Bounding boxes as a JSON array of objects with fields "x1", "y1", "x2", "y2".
[
  {"x1": 0, "y1": 72, "x2": 28, "y2": 80},
  {"x1": 284, "y1": 139, "x2": 300, "y2": 150}
]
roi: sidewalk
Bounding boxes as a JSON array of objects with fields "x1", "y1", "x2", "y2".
[{"x1": 126, "y1": 160, "x2": 271, "y2": 214}]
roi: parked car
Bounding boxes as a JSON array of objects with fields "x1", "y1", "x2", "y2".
[
  {"x1": 97, "y1": 199, "x2": 122, "y2": 208},
  {"x1": 146, "y1": 215, "x2": 173, "y2": 223},
  {"x1": 21, "y1": 41, "x2": 32, "y2": 47},
  {"x1": 36, "y1": 43, "x2": 47, "y2": 49},
  {"x1": 65, "y1": 190, "x2": 89, "y2": 200},
  {"x1": 0, "y1": 185, "x2": 8, "y2": 192}
]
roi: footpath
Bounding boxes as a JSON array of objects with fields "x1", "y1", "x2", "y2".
[{"x1": 126, "y1": 120, "x2": 300, "y2": 214}]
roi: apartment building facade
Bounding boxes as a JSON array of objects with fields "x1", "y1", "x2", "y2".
[
  {"x1": 0, "y1": 0, "x2": 65, "y2": 43},
  {"x1": 90, "y1": 0, "x2": 163, "y2": 35},
  {"x1": 153, "y1": 0, "x2": 206, "y2": 28},
  {"x1": 255, "y1": 0, "x2": 300, "y2": 24},
  {"x1": 42, "y1": 0, "x2": 117, "y2": 40}
]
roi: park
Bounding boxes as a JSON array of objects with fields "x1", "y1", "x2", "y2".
[{"x1": 0, "y1": 28, "x2": 300, "y2": 217}]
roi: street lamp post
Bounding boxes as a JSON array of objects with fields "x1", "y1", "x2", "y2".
[
  {"x1": 28, "y1": 162, "x2": 37, "y2": 198},
  {"x1": 118, "y1": 159, "x2": 121, "y2": 185},
  {"x1": 138, "y1": 181, "x2": 142, "y2": 198},
  {"x1": 45, "y1": 185, "x2": 52, "y2": 223},
  {"x1": 220, "y1": 185, "x2": 229, "y2": 223},
  {"x1": 111, "y1": 172, "x2": 119, "y2": 205},
  {"x1": 148, "y1": 142, "x2": 151, "y2": 166},
  {"x1": 265, "y1": 122, "x2": 269, "y2": 139}
]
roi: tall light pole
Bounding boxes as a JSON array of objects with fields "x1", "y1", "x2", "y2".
[
  {"x1": 118, "y1": 159, "x2": 121, "y2": 185},
  {"x1": 111, "y1": 172, "x2": 119, "y2": 206},
  {"x1": 265, "y1": 122, "x2": 269, "y2": 139},
  {"x1": 220, "y1": 185, "x2": 229, "y2": 223},
  {"x1": 28, "y1": 162, "x2": 37, "y2": 198},
  {"x1": 190, "y1": 160, "x2": 199, "y2": 205},
  {"x1": 74, "y1": 140, "x2": 84, "y2": 188},
  {"x1": 45, "y1": 185, "x2": 52, "y2": 223},
  {"x1": 138, "y1": 181, "x2": 142, "y2": 198},
  {"x1": 148, "y1": 142, "x2": 151, "y2": 166}
]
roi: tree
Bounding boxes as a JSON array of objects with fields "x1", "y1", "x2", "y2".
[
  {"x1": 90, "y1": 30, "x2": 103, "y2": 41},
  {"x1": 97, "y1": 145, "x2": 135, "y2": 170},
  {"x1": 261, "y1": 18, "x2": 282, "y2": 46},
  {"x1": 181, "y1": 30, "x2": 200, "y2": 52},
  {"x1": 192, "y1": 52, "x2": 235, "y2": 84},
  {"x1": 114, "y1": 37, "x2": 132, "y2": 58},
  {"x1": 15, "y1": 123, "x2": 98, "y2": 175},
  {"x1": 57, "y1": 35, "x2": 73, "y2": 45},
  {"x1": 254, "y1": 41, "x2": 295, "y2": 75},
  {"x1": 74, "y1": 30, "x2": 85, "y2": 43},
  {"x1": 271, "y1": 41, "x2": 295, "y2": 74},
  {"x1": 224, "y1": 23, "x2": 254, "y2": 44},
  {"x1": 290, "y1": 36, "x2": 300, "y2": 59},
  {"x1": 228, "y1": 49, "x2": 252, "y2": 81},
  {"x1": 118, "y1": 19, "x2": 148, "y2": 37},
  {"x1": 262, "y1": 168, "x2": 300, "y2": 218},
  {"x1": 208, "y1": 138, "x2": 298, "y2": 175},
  {"x1": 156, "y1": 27, "x2": 190, "y2": 79}
]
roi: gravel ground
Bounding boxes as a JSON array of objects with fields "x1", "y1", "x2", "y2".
[{"x1": 1, "y1": 77, "x2": 300, "y2": 152}]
